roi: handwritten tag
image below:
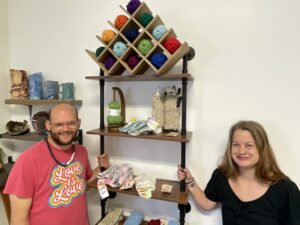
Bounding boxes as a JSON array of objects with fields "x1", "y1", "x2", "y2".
[{"x1": 97, "y1": 183, "x2": 109, "y2": 199}]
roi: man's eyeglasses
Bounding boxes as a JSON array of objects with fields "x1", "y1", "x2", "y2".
[{"x1": 51, "y1": 120, "x2": 78, "y2": 130}]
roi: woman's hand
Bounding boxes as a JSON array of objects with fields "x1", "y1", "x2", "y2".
[{"x1": 177, "y1": 165, "x2": 193, "y2": 182}]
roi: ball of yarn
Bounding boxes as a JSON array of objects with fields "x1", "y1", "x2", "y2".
[
  {"x1": 126, "y1": 0, "x2": 141, "y2": 14},
  {"x1": 102, "y1": 29, "x2": 116, "y2": 44},
  {"x1": 113, "y1": 41, "x2": 128, "y2": 57},
  {"x1": 152, "y1": 24, "x2": 167, "y2": 40},
  {"x1": 139, "y1": 12, "x2": 153, "y2": 27},
  {"x1": 150, "y1": 53, "x2": 167, "y2": 69},
  {"x1": 127, "y1": 55, "x2": 140, "y2": 69},
  {"x1": 114, "y1": 15, "x2": 128, "y2": 30},
  {"x1": 163, "y1": 37, "x2": 181, "y2": 54},
  {"x1": 96, "y1": 46, "x2": 105, "y2": 57},
  {"x1": 138, "y1": 39, "x2": 153, "y2": 56},
  {"x1": 107, "y1": 101, "x2": 122, "y2": 125},
  {"x1": 124, "y1": 27, "x2": 139, "y2": 42},
  {"x1": 104, "y1": 56, "x2": 116, "y2": 70}
]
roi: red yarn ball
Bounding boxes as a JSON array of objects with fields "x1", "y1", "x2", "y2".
[
  {"x1": 163, "y1": 37, "x2": 181, "y2": 54},
  {"x1": 114, "y1": 15, "x2": 128, "y2": 30}
]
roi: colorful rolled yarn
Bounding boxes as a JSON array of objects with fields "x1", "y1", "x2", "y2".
[
  {"x1": 126, "y1": 0, "x2": 141, "y2": 14},
  {"x1": 150, "y1": 52, "x2": 167, "y2": 69},
  {"x1": 104, "y1": 56, "x2": 116, "y2": 70},
  {"x1": 114, "y1": 15, "x2": 128, "y2": 30},
  {"x1": 113, "y1": 41, "x2": 128, "y2": 57},
  {"x1": 96, "y1": 46, "x2": 105, "y2": 57},
  {"x1": 152, "y1": 24, "x2": 167, "y2": 40},
  {"x1": 139, "y1": 12, "x2": 153, "y2": 27},
  {"x1": 137, "y1": 39, "x2": 153, "y2": 56},
  {"x1": 163, "y1": 37, "x2": 181, "y2": 54},
  {"x1": 127, "y1": 55, "x2": 140, "y2": 69},
  {"x1": 102, "y1": 29, "x2": 116, "y2": 44},
  {"x1": 124, "y1": 27, "x2": 139, "y2": 42}
]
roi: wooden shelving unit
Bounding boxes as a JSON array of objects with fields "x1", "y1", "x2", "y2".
[
  {"x1": 5, "y1": 99, "x2": 82, "y2": 106},
  {"x1": 0, "y1": 132, "x2": 44, "y2": 141},
  {"x1": 89, "y1": 179, "x2": 188, "y2": 205}
]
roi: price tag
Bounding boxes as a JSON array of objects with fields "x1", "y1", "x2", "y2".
[{"x1": 97, "y1": 182, "x2": 109, "y2": 199}]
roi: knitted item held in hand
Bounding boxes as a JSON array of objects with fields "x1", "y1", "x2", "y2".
[
  {"x1": 97, "y1": 208, "x2": 123, "y2": 225},
  {"x1": 134, "y1": 174, "x2": 156, "y2": 199},
  {"x1": 124, "y1": 211, "x2": 144, "y2": 225}
]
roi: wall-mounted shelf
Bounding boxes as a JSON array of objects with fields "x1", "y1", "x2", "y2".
[
  {"x1": 85, "y1": 73, "x2": 193, "y2": 82},
  {"x1": 87, "y1": 128, "x2": 192, "y2": 143},
  {"x1": 0, "y1": 132, "x2": 43, "y2": 141},
  {"x1": 5, "y1": 99, "x2": 82, "y2": 106},
  {"x1": 89, "y1": 179, "x2": 188, "y2": 205}
]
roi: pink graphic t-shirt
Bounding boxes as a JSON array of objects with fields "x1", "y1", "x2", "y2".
[{"x1": 4, "y1": 141, "x2": 93, "y2": 225}]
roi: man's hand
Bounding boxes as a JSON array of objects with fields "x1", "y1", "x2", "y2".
[{"x1": 97, "y1": 153, "x2": 110, "y2": 170}]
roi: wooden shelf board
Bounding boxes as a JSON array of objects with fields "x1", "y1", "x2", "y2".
[
  {"x1": 85, "y1": 73, "x2": 193, "y2": 81},
  {"x1": 86, "y1": 128, "x2": 192, "y2": 143},
  {"x1": 0, "y1": 132, "x2": 44, "y2": 141},
  {"x1": 5, "y1": 99, "x2": 82, "y2": 106},
  {"x1": 89, "y1": 179, "x2": 188, "y2": 204}
]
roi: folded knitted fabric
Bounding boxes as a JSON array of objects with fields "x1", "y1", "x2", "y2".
[
  {"x1": 97, "y1": 208, "x2": 123, "y2": 225},
  {"x1": 124, "y1": 211, "x2": 144, "y2": 225},
  {"x1": 134, "y1": 174, "x2": 156, "y2": 199},
  {"x1": 98, "y1": 164, "x2": 134, "y2": 188},
  {"x1": 119, "y1": 120, "x2": 154, "y2": 136}
]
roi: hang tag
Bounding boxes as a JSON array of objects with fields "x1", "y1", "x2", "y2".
[{"x1": 97, "y1": 182, "x2": 109, "y2": 199}]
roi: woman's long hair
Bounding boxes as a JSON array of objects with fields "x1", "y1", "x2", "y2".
[{"x1": 218, "y1": 121, "x2": 288, "y2": 183}]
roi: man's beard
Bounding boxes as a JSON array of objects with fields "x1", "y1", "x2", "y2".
[{"x1": 49, "y1": 130, "x2": 77, "y2": 146}]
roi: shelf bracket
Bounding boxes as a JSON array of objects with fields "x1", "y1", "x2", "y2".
[{"x1": 28, "y1": 105, "x2": 33, "y2": 120}]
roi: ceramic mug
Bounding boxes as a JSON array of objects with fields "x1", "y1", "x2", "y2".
[
  {"x1": 43, "y1": 80, "x2": 59, "y2": 99},
  {"x1": 29, "y1": 73, "x2": 43, "y2": 99},
  {"x1": 60, "y1": 82, "x2": 74, "y2": 100}
]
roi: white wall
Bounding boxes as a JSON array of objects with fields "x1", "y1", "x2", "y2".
[
  {"x1": 0, "y1": 0, "x2": 11, "y2": 224},
  {"x1": 2, "y1": 0, "x2": 300, "y2": 224}
]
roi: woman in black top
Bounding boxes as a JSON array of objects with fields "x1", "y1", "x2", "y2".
[{"x1": 178, "y1": 120, "x2": 300, "y2": 225}]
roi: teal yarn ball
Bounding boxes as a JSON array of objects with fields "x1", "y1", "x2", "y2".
[
  {"x1": 152, "y1": 24, "x2": 167, "y2": 40},
  {"x1": 113, "y1": 41, "x2": 128, "y2": 57},
  {"x1": 96, "y1": 46, "x2": 105, "y2": 57},
  {"x1": 150, "y1": 52, "x2": 167, "y2": 69},
  {"x1": 139, "y1": 12, "x2": 153, "y2": 27},
  {"x1": 137, "y1": 39, "x2": 153, "y2": 56}
]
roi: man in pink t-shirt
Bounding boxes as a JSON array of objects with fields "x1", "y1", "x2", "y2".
[{"x1": 4, "y1": 103, "x2": 109, "y2": 225}]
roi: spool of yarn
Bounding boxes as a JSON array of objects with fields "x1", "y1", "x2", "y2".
[
  {"x1": 96, "y1": 46, "x2": 105, "y2": 57},
  {"x1": 137, "y1": 39, "x2": 153, "y2": 56},
  {"x1": 104, "y1": 56, "x2": 116, "y2": 70},
  {"x1": 114, "y1": 15, "x2": 128, "y2": 30},
  {"x1": 124, "y1": 27, "x2": 139, "y2": 42},
  {"x1": 163, "y1": 37, "x2": 181, "y2": 54},
  {"x1": 152, "y1": 24, "x2": 167, "y2": 40},
  {"x1": 126, "y1": 0, "x2": 141, "y2": 14},
  {"x1": 127, "y1": 55, "x2": 140, "y2": 69},
  {"x1": 139, "y1": 12, "x2": 153, "y2": 27},
  {"x1": 150, "y1": 52, "x2": 167, "y2": 69},
  {"x1": 107, "y1": 101, "x2": 123, "y2": 125},
  {"x1": 102, "y1": 29, "x2": 116, "y2": 44},
  {"x1": 113, "y1": 41, "x2": 128, "y2": 57}
]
